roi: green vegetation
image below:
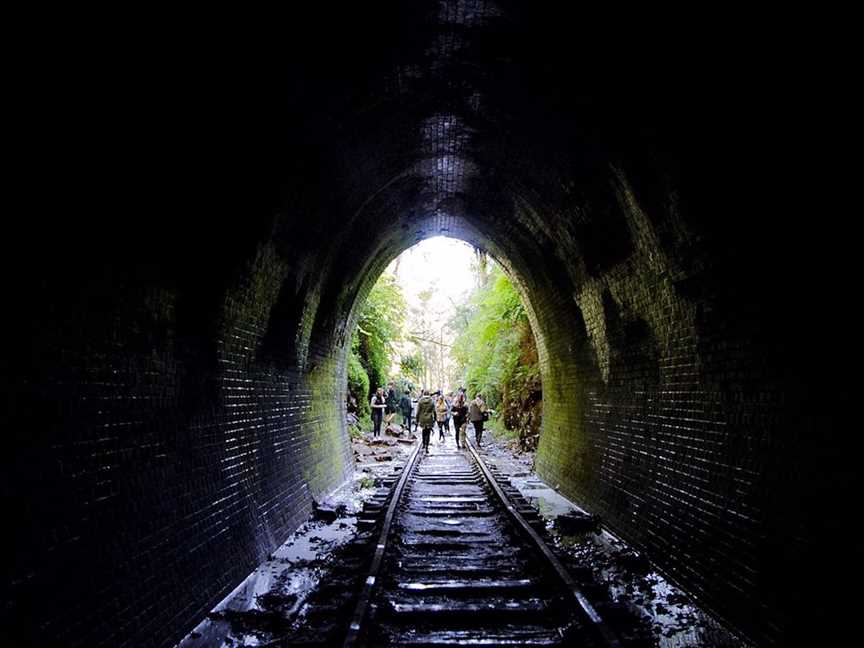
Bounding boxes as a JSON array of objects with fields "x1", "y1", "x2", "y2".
[
  {"x1": 347, "y1": 273, "x2": 405, "y2": 424},
  {"x1": 484, "y1": 417, "x2": 518, "y2": 444},
  {"x1": 450, "y1": 262, "x2": 542, "y2": 449},
  {"x1": 347, "y1": 348, "x2": 371, "y2": 425},
  {"x1": 399, "y1": 352, "x2": 425, "y2": 387}
]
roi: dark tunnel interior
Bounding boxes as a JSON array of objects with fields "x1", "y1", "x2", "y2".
[{"x1": 2, "y1": 3, "x2": 858, "y2": 646}]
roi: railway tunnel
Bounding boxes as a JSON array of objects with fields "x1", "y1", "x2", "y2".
[{"x1": 2, "y1": 2, "x2": 856, "y2": 646}]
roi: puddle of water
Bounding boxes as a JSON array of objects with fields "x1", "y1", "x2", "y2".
[{"x1": 177, "y1": 514, "x2": 356, "y2": 648}]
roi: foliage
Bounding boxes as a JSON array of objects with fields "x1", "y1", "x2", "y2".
[
  {"x1": 404, "y1": 285, "x2": 445, "y2": 390},
  {"x1": 354, "y1": 273, "x2": 405, "y2": 394},
  {"x1": 347, "y1": 348, "x2": 371, "y2": 419},
  {"x1": 485, "y1": 417, "x2": 518, "y2": 443},
  {"x1": 450, "y1": 263, "x2": 542, "y2": 449},
  {"x1": 399, "y1": 352, "x2": 425, "y2": 387},
  {"x1": 346, "y1": 412, "x2": 364, "y2": 440},
  {"x1": 450, "y1": 265, "x2": 521, "y2": 405},
  {"x1": 346, "y1": 272, "x2": 406, "y2": 427}
]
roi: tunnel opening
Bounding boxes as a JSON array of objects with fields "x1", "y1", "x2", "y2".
[{"x1": 342, "y1": 236, "x2": 545, "y2": 454}]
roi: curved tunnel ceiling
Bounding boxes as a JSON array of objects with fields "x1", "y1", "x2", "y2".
[{"x1": 264, "y1": 0, "x2": 685, "y2": 370}]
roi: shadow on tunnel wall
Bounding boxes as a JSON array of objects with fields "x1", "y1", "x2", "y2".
[{"x1": 2, "y1": 4, "x2": 858, "y2": 646}]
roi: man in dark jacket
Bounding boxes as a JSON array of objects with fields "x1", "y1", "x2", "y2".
[
  {"x1": 451, "y1": 388, "x2": 468, "y2": 449},
  {"x1": 386, "y1": 383, "x2": 399, "y2": 416},
  {"x1": 416, "y1": 389, "x2": 436, "y2": 452},
  {"x1": 370, "y1": 387, "x2": 387, "y2": 437},
  {"x1": 399, "y1": 389, "x2": 413, "y2": 432}
]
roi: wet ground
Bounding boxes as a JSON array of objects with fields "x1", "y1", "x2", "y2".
[
  {"x1": 480, "y1": 436, "x2": 749, "y2": 647},
  {"x1": 176, "y1": 423, "x2": 749, "y2": 647},
  {"x1": 176, "y1": 428, "x2": 415, "y2": 648}
]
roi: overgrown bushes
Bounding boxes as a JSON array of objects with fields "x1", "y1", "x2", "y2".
[
  {"x1": 347, "y1": 347, "x2": 371, "y2": 421},
  {"x1": 347, "y1": 273, "x2": 405, "y2": 428},
  {"x1": 451, "y1": 263, "x2": 542, "y2": 449}
]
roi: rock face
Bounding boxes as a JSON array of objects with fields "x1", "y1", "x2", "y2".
[{"x1": 1, "y1": 3, "x2": 855, "y2": 647}]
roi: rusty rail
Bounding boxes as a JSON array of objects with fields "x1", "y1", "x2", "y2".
[
  {"x1": 465, "y1": 441, "x2": 622, "y2": 648},
  {"x1": 342, "y1": 440, "x2": 422, "y2": 647}
]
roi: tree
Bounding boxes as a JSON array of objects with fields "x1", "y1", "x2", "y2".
[
  {"x1": 406, "y1": 285, "x2": 443, "y2": 390},
  {"x1": 346, "y1": 272, "x2": 406, "y2": 425},
  {"x1": 400, "y1": 352, "x2": 425, "y2": 386}
]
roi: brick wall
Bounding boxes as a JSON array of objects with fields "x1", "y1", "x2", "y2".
[
  {"x1": 531, "y1": 166, "x2": 856, "y2": 645},
  {"x1": 2, "y1": 235, "x2": 354, "y2": 647}
]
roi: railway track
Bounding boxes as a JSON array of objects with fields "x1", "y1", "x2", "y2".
[{"x1": 342, "y1": 441, "x2": 621, "y2": 647}]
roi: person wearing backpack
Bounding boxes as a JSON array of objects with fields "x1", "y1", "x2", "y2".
[
  {"x1": 468, "y1": 392, "x2": 488, "y2": 447},
  {"x1": 416, "y1": 389, "x2": 436, "y2": 452}
]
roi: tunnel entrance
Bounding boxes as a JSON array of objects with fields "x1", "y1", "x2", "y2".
[{"x1": 345, "y1": 236, "x2": 543, "y2": 453}]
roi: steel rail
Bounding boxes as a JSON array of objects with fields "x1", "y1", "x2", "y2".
[
  {"x1": 342, "y1": 441, "x2": 422, "y2": 647},
  {"x1": 465, "y1": 442, "x2": 623, "y2": 648}
]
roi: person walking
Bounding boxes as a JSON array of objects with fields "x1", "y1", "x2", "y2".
[
  {"x1": 386, "y1": 382, "x2": 399, "y2": 417},
  {"x1": 370, "y1": 387, "x2": 387, "y2": 437},
  {"x1": 435, "y1": 393, "x2": 449, "y2": 442},
  {"x1": 399, "y1": 388, "x2": 413, "y2": 432},
  {"x1": 468, "y1": 392, "x2": 488, "y2": 447},
  {"x1": 451, "y1": 388, "x2": 468, "y2": 449},
  {"x1": 383, "y1": 382, "x2": 398, "y2": 429},
  {"x1": 416, "y1": 389, "x2": 436, "y2": 452},
  {"x1": 411, "y1": 392, "x2": 420, "y2": 434}
]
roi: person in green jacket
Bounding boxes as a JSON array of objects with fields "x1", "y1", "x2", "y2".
[{"x1": 415, "y1": 389, "x2": 436, "y2": 452}]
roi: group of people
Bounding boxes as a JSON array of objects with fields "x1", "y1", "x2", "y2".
[
  {"x1": 368, "y1": 382, "x2": 412, "y2": 437},
  {"x1": 369, "y1": 382, "x2": 488, "y2": 453}
]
